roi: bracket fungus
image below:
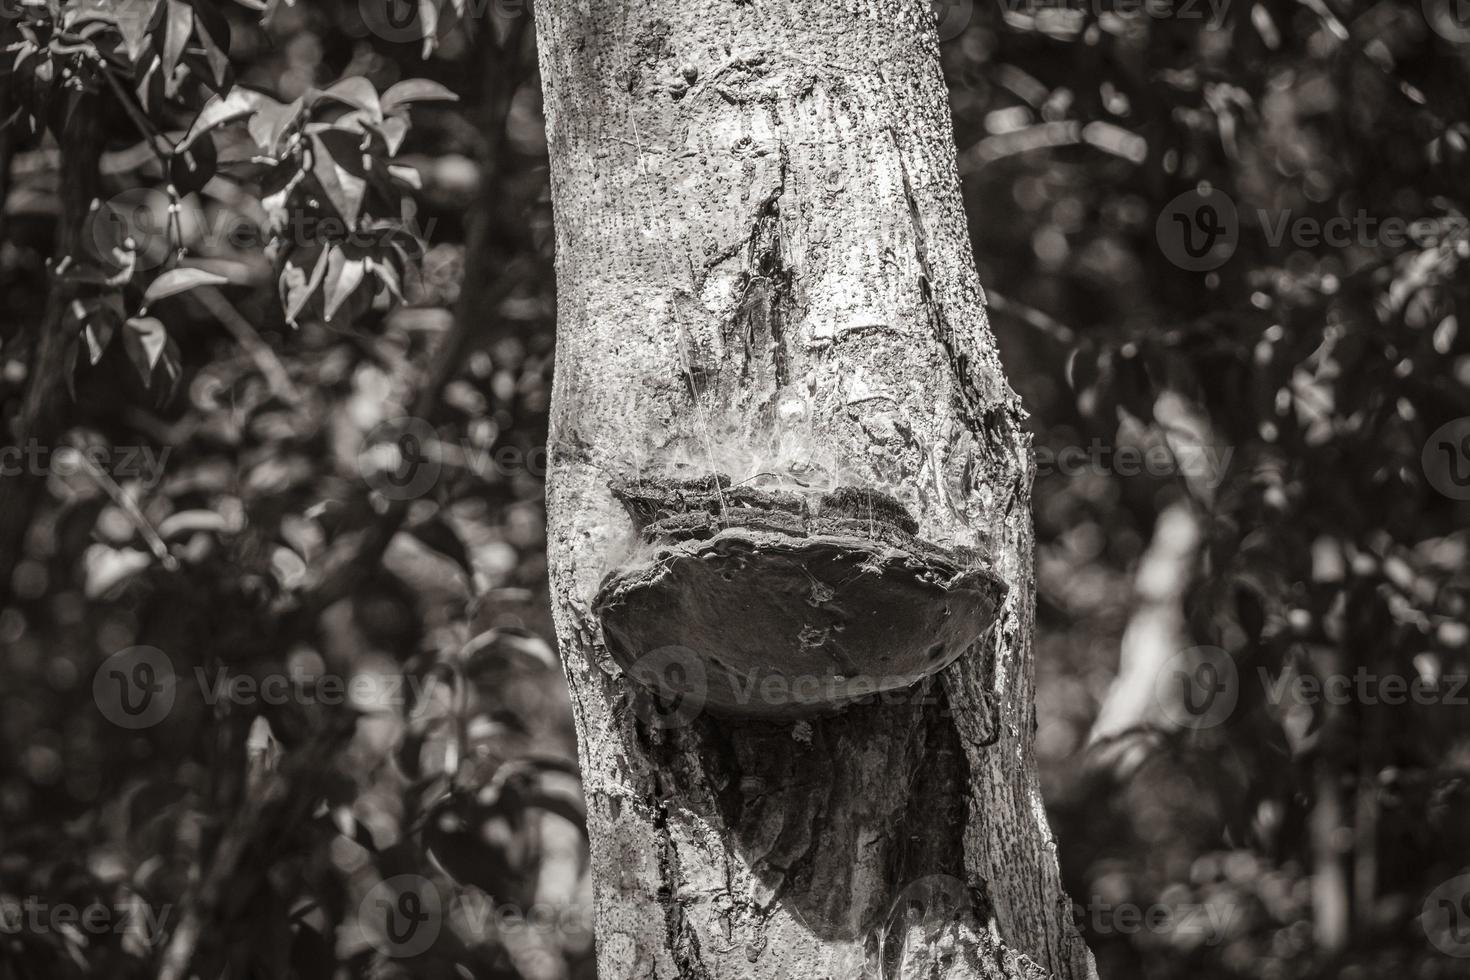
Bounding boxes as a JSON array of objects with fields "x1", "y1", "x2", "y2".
[{"x1": 594, "y1": 475, "x2": 1007, "y2": 720}]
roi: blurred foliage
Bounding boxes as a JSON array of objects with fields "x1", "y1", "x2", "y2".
[
  {"x1": 0, "y1": 0, "x2": 1468, "y2": 978},
  {"x1": 946, "y1": 1, "x2": 1470, "y2": 978}
]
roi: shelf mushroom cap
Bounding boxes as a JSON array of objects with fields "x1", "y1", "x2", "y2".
[{"x1": 595, "y1": 521, "x2": 1006, "y2": 721}]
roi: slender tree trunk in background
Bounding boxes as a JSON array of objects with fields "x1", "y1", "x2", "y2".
[
  {"x1": 533, "y1": 2, "x2": 1095, "y2": 977},
  {"x1": 1087, "y1": 502, "x2": 1200, "y2": 761}
]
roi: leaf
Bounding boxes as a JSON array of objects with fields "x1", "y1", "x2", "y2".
[
  {"x1": 66, "y1": 295, "x2": 125, "y2": 366},
  {"x1": 162, "y1": 0, "x2": 193, "y2": 98},
  {"x1": 108, "y1": 0, "x2": 165, "y2": 64},
  {"x1": 189, "y1": 0, "x2": 233, "y2": 88},
  {"x1": 170, "y1": 134, "x2": 217, "y2": 194},
  {"x1": 386, "y1": 163, "x2": 422, "y2": 190},
  {"x1": 84, "y1": 322, "x2": 116, "y2": 365},
  {"x1": 179, "y1": 88, "x2": 279, "y2": 152},
  {"x1": 278, "y1": 243, "x2": 329, "y2": 325},
  {"x1": 367, "y1": 254, "x2": 404, "y2": 301},
  {"x1": 157, "y1": 336, "x2": 183, "y2": 404},
  {"x1": 380, "y1": 79, "x2": 458, "y2": 115},
  {"x1": 418, "y1": 0, "x2": 441, "y2": 58},
  {"x1": 319, "y1": 77, "x2": 382, "y2": 120},
  {"x1": 158, "y1": 509, "x2": 235, "y2": 539},
  {"x1": 250, "y1": 96, "x2": 304, "y2": 155},
  {"x1": 377, "y1": 116, "x2": 410, "y2": 156},
  {"x1": 123, "y1": 316, "x2": 169, "y2": 385},
  {"x1": 84, "y1": 545, "x2": 153, "y2": 599},
  {"x1": 134, "y1": 53, "x2": 161, "y2": 112},
  {"x1": 409, "y1": 514, "x2": 474, "y2": 582},
  {"x1": 328, "y1": 805, "x2": 379, "y2": 852},
  {"x1": 144, "y1": 267, "x2": 229, "y2": 305},
  {"x1": 323, "y1": 248, "x2": 366, "y2": 321},
  {"x1": 309, "y1": 132, "x2": 369, "y2": 226}
]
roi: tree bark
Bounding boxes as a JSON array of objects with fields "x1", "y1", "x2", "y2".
[{"x1": 533, "y1": 2, "x2": 1096, "y2": 977}]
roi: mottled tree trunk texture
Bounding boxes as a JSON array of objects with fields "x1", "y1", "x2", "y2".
[{"x1": 533, "y1": 2, "x2": 1096, "y2": 977}]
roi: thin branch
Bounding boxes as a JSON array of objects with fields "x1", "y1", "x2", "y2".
[
  {"x1": 190, "y1": 285, "x2": 302, "y2": 404},
  {"x1": 986, "y1": 289, "x2": 1076, "y2": 347}
]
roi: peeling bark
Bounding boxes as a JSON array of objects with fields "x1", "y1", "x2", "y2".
[{"x1": 533, "y1": 2, "x2": 1097, "y2": 976}]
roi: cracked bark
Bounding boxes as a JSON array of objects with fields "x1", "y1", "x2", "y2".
[{"x1": 533, "y1": 2, "x2": 1097, "y2": 977}]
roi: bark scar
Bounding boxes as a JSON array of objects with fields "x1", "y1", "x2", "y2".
[
  {"x1": 890, "y1": 128, "x2": 1015, "y2": 458},
  {"x1": 728, "y1": 142, "x2": 793, "y2": 386}
]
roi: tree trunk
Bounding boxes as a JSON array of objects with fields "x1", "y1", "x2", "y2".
[{"x1": 533, "y1": 2, "x2": 1096, "y2": 977}]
